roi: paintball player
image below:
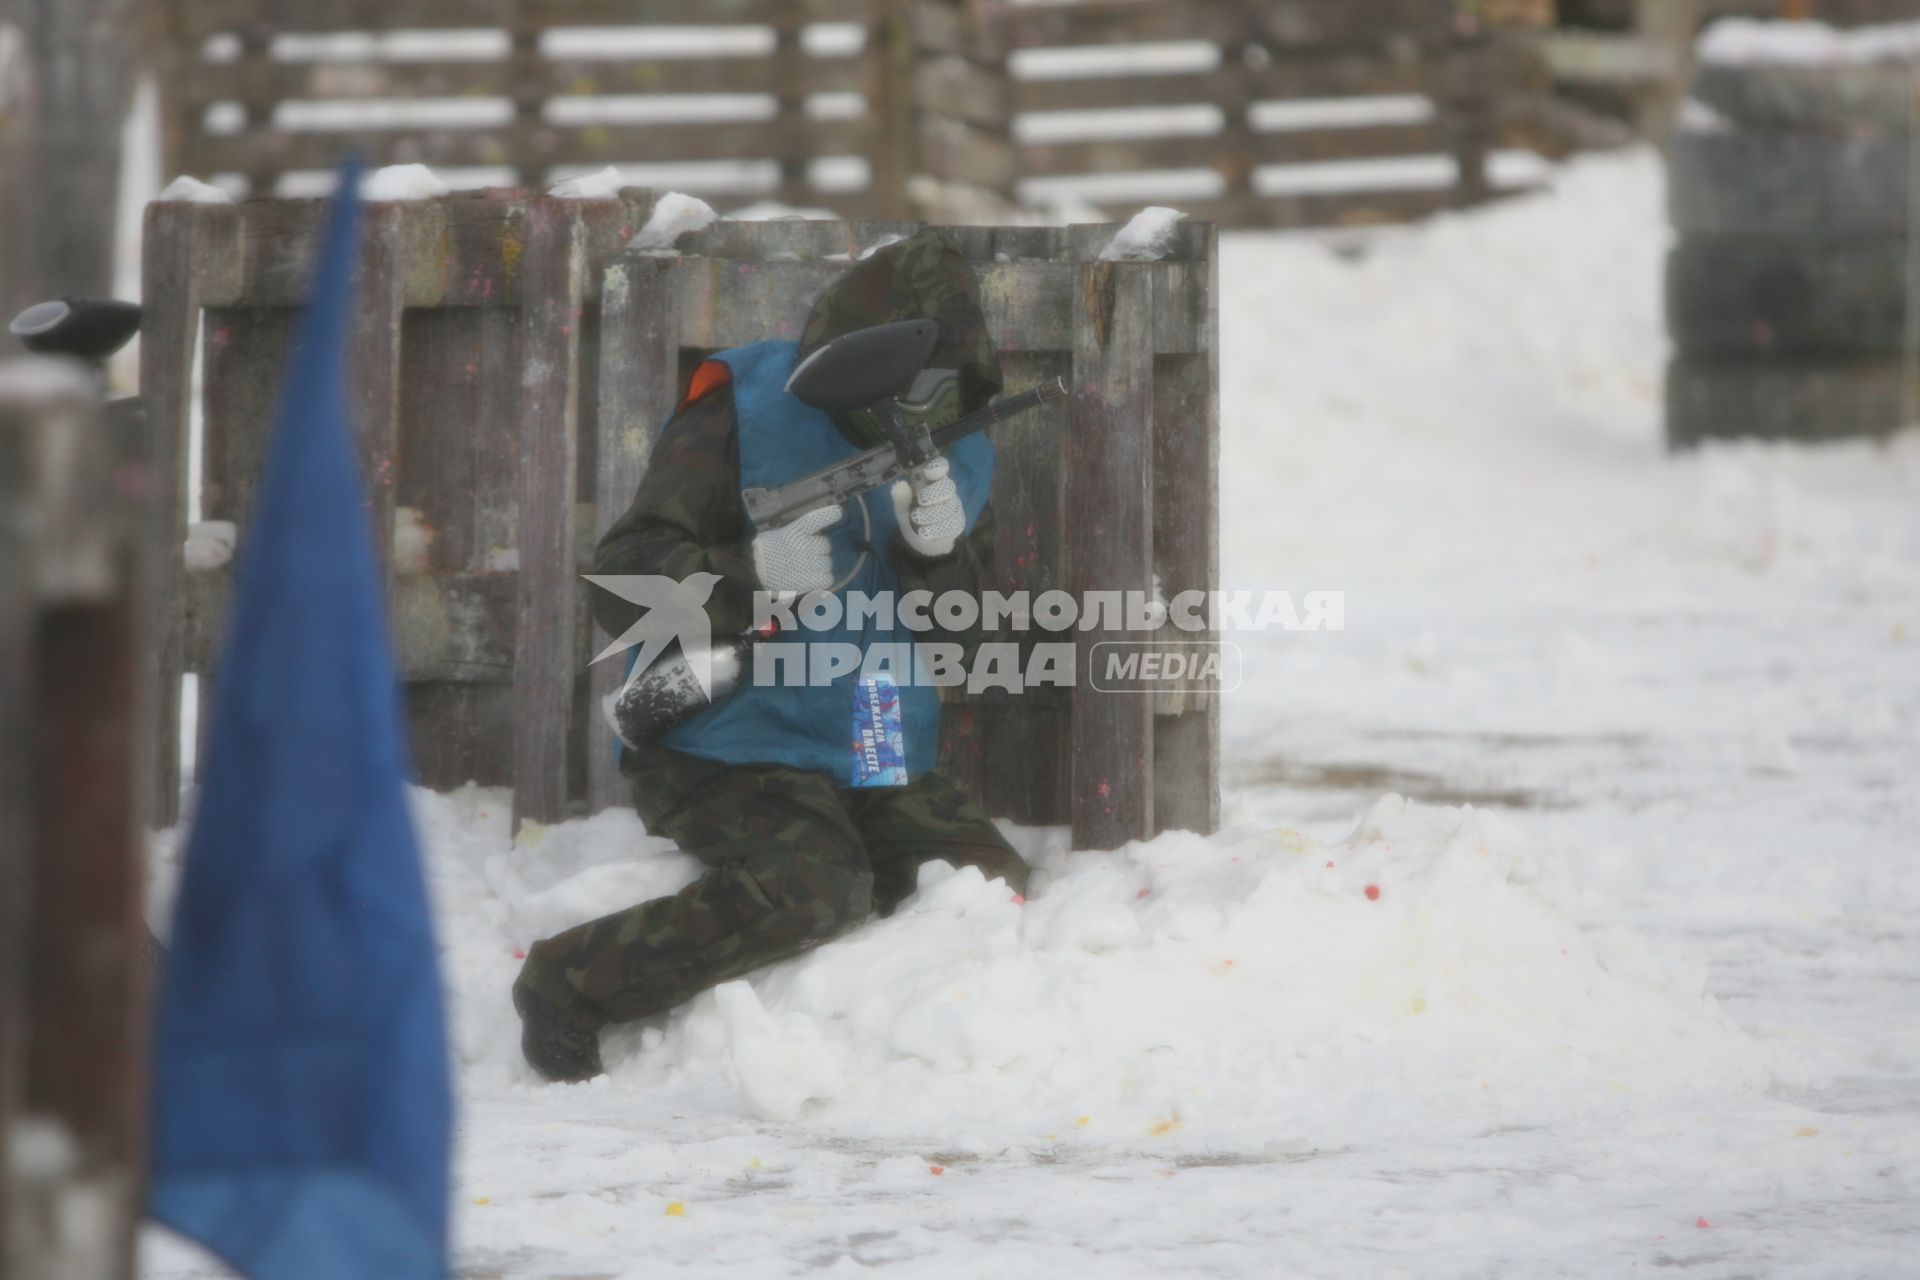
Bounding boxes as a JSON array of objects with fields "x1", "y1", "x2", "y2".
[{"x1": 512, "y1": 231, "x2": 1032, "y2": 1082}]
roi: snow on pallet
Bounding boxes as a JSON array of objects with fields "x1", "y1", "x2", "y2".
[{"x1": 141, "y1": 190, "x2": 1220, "y2": 851}]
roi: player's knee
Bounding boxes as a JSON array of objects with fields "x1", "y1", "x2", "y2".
[{"x1": 745, "y1": 854, "x2": 873, "y2": 942}]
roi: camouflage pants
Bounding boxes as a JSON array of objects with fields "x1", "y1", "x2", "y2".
[{"x1": 516, "y1": 746, "x2": 1029, "y2": 1027}]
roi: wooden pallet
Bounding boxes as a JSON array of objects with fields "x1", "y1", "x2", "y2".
[
  {"x1": 141, "y1": 191, "x2": 1221, "y2": 851},
  {"x1": 156, "y1": 0, "x2": 1566, "y2": 231}
]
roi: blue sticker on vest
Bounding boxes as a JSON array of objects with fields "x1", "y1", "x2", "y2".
[{"x1": 851, "y1": 673, "x2": 909, "y2": 788}]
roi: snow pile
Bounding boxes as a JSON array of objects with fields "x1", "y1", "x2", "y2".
[
  {"x1": 1697, "y1": 17, "x2": 1920, "y2": 65},
  {"x1": 155, "y1": 176, "x2": 231, "y2": 205},
  {"x1": 625, "y1": 191, "x2": 718, "y2": 253},
  {"x1": 394, "y1": 786, "x2": 1763, "y2": 1149},
  {"x1": 392, "y1": 507, "x2": 434, "y2": 576},
  {"x1": 725, "y1": 199, "x2": 839, "y2": 221},
  {"x1": 360, "y1": 164, "x2": 449, "y2": 202},
  {"x1": 181, "y1": 520, "x2": 236, "y2": 572},
  {"x1": 548, "y1": 166, "x2": 626, "y2": 200},
  {"x1": 1098, "y1": 206, "x2": 1188, "y2": 261}
]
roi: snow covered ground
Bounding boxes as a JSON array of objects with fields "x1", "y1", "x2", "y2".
[{"x1": 143, "y1": 149, "x2": 1920, "y2": 1278}]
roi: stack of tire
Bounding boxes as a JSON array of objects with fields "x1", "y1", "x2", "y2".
[{"x1": 1667, "y1": 33, "x2": 1920, "y2": 448}]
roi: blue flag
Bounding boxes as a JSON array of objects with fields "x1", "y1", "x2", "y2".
[{"x1": 150, "y1": 164, "x2": 452, "y2": 1280}]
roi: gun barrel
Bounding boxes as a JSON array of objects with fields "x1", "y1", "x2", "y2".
[{"x1": 929, "y1": 377, "x2": 1068, "y2": 451}]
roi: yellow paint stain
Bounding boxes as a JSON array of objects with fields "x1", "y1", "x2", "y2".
[
  {"x1": 1270, "y1": 828, "x2": 1314, "y2": 855},
  {"x1": 1074, "y1": 1115, "x2": 1091, "y2": 1128},
  {"x1": 747, "y1": 1157, "x2": 764, "y2": 1169},
  {"x1": 1795, "y1": 1126, "x2": 1819, "y2": 1138},
  {"x1": 664, "y1": 1201, "x2": 686, "y2": 1217},
  {"x1": 499, "y1": 226, "x2": 525, "y2": 280},
  {"x1": 1149, "y1": 1119, "x2": 1181, "y2": 1136},
  {"x1": 472, "y1": 1197, "x2": 491, "y2": 1205},
  {"x1": 1410, "y1": 994, "x2": 1427, "y2": 1014},
  {"x1": 516, "y1": 820, "x2": 547, "y2": 848}
]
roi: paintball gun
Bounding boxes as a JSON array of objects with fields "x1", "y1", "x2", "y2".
[
  {"x1": 744, "y1": 318, "x2": 1068, "y2": 531},
  {"x1": 605, "y1": 319, "x2": 1067, "y2": 747}
]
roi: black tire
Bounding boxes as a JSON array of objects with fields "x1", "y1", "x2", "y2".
[
  {"x1": 1669, "y1": 130, "x2": 1914, "y2": 236},
  {"x1": 1666, "y1": 356, "x2": 1916, "y2": 448},
  {"x1": 1690, "y1": 61, "x2": 1920, "y2": 134},
  {"x1": 1667, "y1": 235, "x2": 1914, "y2": 355}
]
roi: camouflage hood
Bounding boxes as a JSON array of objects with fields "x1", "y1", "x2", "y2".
[{"x1": 799, "y1": 229, "x2": 1003, "y2": 446}]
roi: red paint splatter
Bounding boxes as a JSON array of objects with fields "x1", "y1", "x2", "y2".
[
  {"x1": 1364, "y1": 885, "x2": 1381, "y2": 901},
  {"x1": 1136, "y1": 888, "x2": 1150, "y2": 899},
  {"x1": 929, "y1": 1165, "x2": 945, "y2": 1176},
  {"x1": 1695, "y1": 1217, "x2": 1710, "y2": 1230},
  {"x1": 512, "y1": 949, "x2": 527, "y2": 960},
  {"x1": 1325, "y1": 860, "x2": 1334, "y2": 868},
  {"x1": 1011, "y1": 894, "x2": 1026, "y2": 905}
]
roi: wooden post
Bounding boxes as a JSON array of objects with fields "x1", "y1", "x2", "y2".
[
  {"x1": 512, "y1": 201, "x2": 587, "y2": 830},
  {"x1": 139, "y1": 204, "x2": 209, "y2": 827},
  {"x1": 1151, "y1": 230, "x2": 1222, "y2": 837},
  {"x1": 587, "y1": 254, "x2": 681, "y2": 813},
  {"x1": 1067, "y1": 241, "x2": 1157, "y2": 850},
  {"x1": 872, "y1": 0, "x2": 919, "y2": 219},
  {"x1": 0, "y1": 0, "x2": 137, "y2": 322},
  {"x1": 771, "y1": 12, "x2": 812, "y2": 208},
  {"x1": 0, "y1": 357, "x2": 148, "y2": 1280}
]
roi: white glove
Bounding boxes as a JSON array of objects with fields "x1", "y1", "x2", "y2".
[
  {"x1": 752, "y1": 504, "x2": 841, "y2": 596},
  {"x1": 890, "y1": 456, "x2": 965, "y2": 558}
]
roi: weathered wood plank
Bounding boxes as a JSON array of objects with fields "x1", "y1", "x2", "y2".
[
  {"x1": 398, "y1": 303, "x2": 524, "y2": 789},
  {"x1": 1066, "y1": 248, "x2": 1155, "y2": 850},
  {"x1": 139, "y1": 204, "x2": 218, "y2": 827},
  {"x1": 1148, "y1": 234, "x2": 1219, "y2": 834},
  {"x1": 1019, "y1": 122, "x2": 1445, "y2": 180},
  {"x1": 1175, "y1": 186, "x2": 1467, "y2": 229},
  {"x1": 193, "y1": 117, "x2": 877, "y2": 177},
  {"x1": 984, "y1": 0, "x2": 1459, "y2": 50},
  {"x1": 350, "y1": 204, "x2": 410, "y2": 579},
  {"x1": 585, "y1": 255, "x2": 682, "y2": 812},
  {"x1": 183, "y1": 53, "x2": 872, "y2": 104},
  {"x1": 512, "y1": 202, "x2": 588, "y2": 829},
  {"x1": 183, "y1": 0, "x2": 877, "y2": 36},
  {"x1": 1015, "y1": 53, "x2": 1434, "y2": 114},
  {"x1": 200, "y1": 306, "x2": 295, "y2": 544},
  {"x1": 202, "y1": 196, "x2": 624, "y2": 308}
]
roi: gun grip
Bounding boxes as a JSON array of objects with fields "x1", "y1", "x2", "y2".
[{"x1": 741, "y1": 486, "x2": 778, "y2": 529}]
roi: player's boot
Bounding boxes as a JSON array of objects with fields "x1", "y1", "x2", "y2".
[{"x1": 511, "y1": 977, "x2": 605, "y2": 1082}]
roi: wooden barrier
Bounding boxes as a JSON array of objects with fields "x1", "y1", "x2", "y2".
[
  {"x1": 917, "y1": 0, "x2": 1555, "y2": 227},
  {"x1": 142, "y1": 190, "x2": 1219, "y2": 850},
  {"x1": 160, "y1": 0, "x2": 912, "y2": 216},
  {"x1": 155, "y1": 0, "x2": 1568, "y2": 231},
  {"x1": 0, "y1": 360, "x2": 148, "y2": 1280}
]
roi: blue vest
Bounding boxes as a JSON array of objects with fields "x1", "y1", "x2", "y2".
[{"x1": 660, "y1": 340, "x2": 994, "y2": 784}]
